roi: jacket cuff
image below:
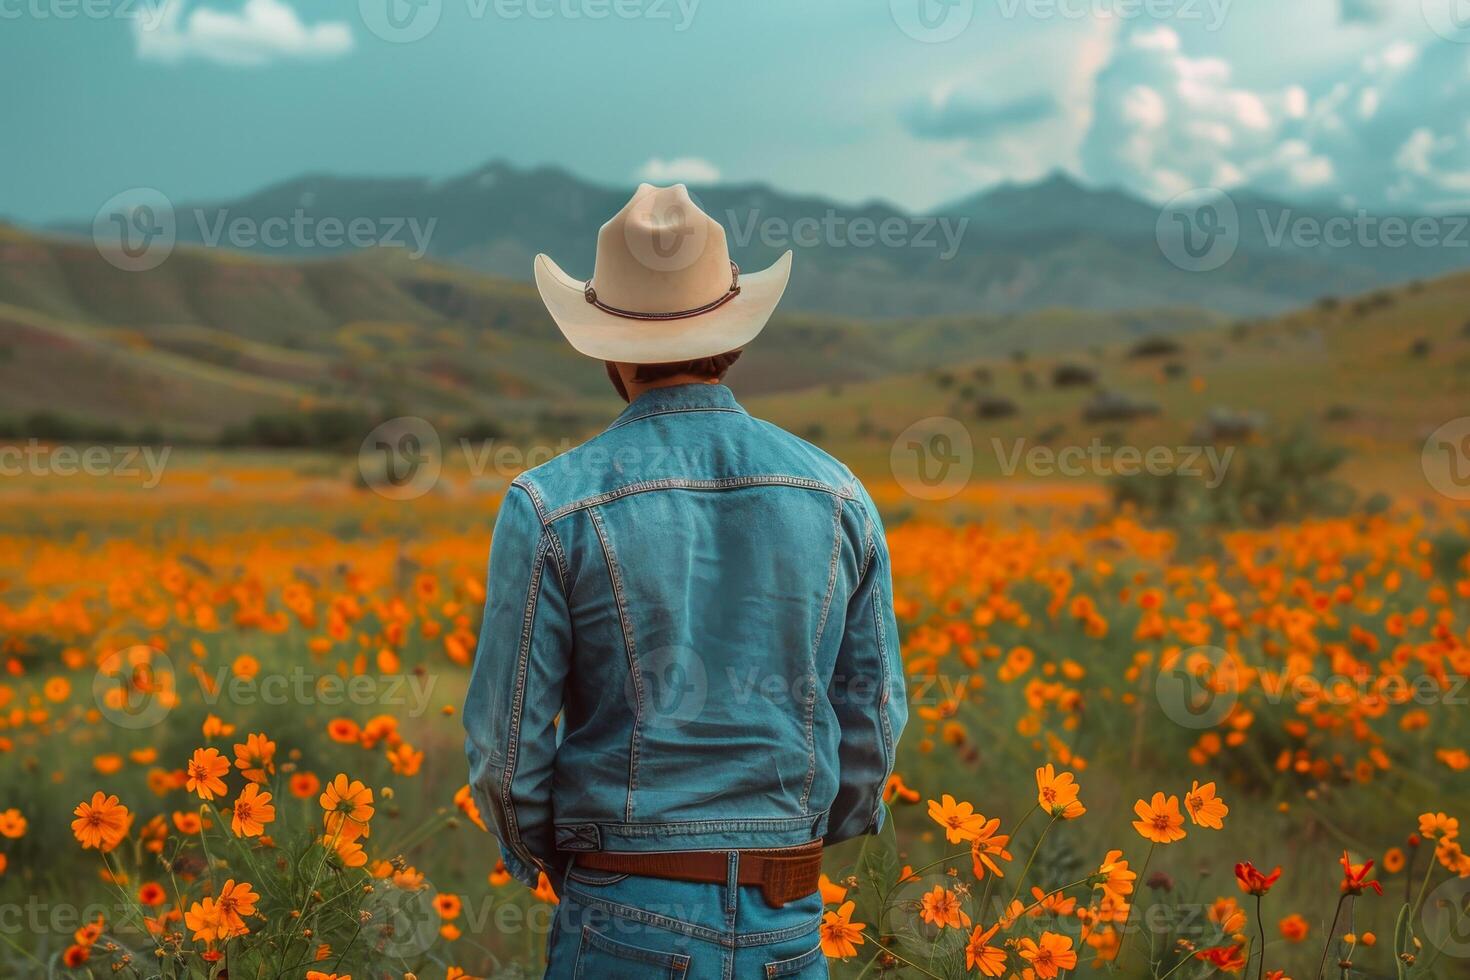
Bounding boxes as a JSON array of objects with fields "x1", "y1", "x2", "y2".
[{"x1": 501, "y1": 845, "x2": 541, "y2": 889}]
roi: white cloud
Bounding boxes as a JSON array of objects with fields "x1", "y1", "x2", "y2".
[
  {"x1": 135, "y1": 0, "x2": 353, "y2": 67},
  {"x1": 1079, "y1": 28, "x2": 1470, "y2": 211},
  {"x1": 635, "y1": 157, "x2": 722, "y2": 185}
]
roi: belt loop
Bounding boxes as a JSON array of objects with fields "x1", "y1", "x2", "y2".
[{"x1": 725, "y1": 851, "x2": 739, "y2": 916}]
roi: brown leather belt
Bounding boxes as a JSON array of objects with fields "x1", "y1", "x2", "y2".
[{"x1": 573, "y1": 841, "x2": 823, "y2": 908}]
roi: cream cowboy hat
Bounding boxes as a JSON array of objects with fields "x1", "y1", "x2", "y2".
[{"x1": 533, "y1": 183, "x2": 793, "y2": 362}]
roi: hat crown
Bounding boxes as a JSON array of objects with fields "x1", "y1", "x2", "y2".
[{"x1": 591, "y1": 184, "x2": 732, "y2": 314}]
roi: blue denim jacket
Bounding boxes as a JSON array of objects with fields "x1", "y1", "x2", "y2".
[{"x1": 464, "y1": 383, "x2": 907, "y2": 887}]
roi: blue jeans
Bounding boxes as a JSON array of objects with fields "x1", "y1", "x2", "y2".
[{"x1": 544, "y1": 855, "x2": 829, "y2": 979}]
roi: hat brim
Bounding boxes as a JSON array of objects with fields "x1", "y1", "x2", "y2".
[{"x1": 534, "y1": 250, "x2": 792, "y2": 362}]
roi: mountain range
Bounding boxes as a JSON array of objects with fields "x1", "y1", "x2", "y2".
[{"x1": 49, "y1": 162, "x2": 1470, "y2": 318}]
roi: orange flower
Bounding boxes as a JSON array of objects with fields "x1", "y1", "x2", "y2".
[
  {"x1": 927, "y1": 794, "x2": 987, "y2": 843},
  {"x1": 1419, "y1": 812, "x2": 1460, "y2": 840},
  {"x1": 334, "y1": 835, "x2": 368, "y2": 868},
  {"x1": 1279, "y1": 913, "x2": 1310, "y2": 942},
  {"x1": 215, "y1": 879, "x2": 258, "y2": 938},
  {"x1": 920, "y1": 885, "x2": 972, "y2": 929},
  {"x1": 232, "y1": 733, "x2": 276, "y2": 784},
  {"x1": 0, "y1": 809, "x2": 27, "y2": 838},
  {"x1": 820, "y1": 900, "x2": 866, "y2": 959},
  {"x1": 137, "y1": 882, "x2": 167, "y2": 906},
  {"x1": 1184, "y1": 780, "x2": 1228, "y2": 829},
  {"x1": 1339, "y1": 852, "x2": 1383, "y2": 896},
  {"x1": 533, "y1": 872, "x2": 559, "y2": 904},
  {"x1": 970, "y1": 817, "x2": 1013, "y2": 879},
  {"x1": 71, "y1": 792, "x2": 130, "y2": 852},
  {"x1": 1132, "y1": 793, "x2": 1187, "y2": 844},
  {"x1": 966, "y1": 922, "x2": 1007, "y2": 976},
  {"x1": 185, "y1": 747, "x2": 230, "y2": 801},
  {"x1": 290, "y1": 772, "x2": 321, "y2": 798},
  {"x1": 1035, "y1": 764, "x2": 1085, "y2": 819},
  {"x1": 185, "y1": 897, "x2": 221, "y2": 942},
  {"x1": 818, "y1": 874, "x2": 847, "y2": 905},
  {"x1": 230, "y1": 783, "x2": 275, "y2": 837},
  {"x1": 1195, "y1": 944, "x2": 1247, "y2": 971},
  {"x1": 453, "y1": 785, "x2": 487, "y2": 832},
  {"x1": 1018, "y1": 931, "x2": 1077, "y2": 978},
  {"x1": 319, "y1": 774, "x2": 374, "y2": 839},
  {"x1": 326, "y1": 718, "x2": 361, "y2": 744},
  {"x1": 434, "y1": 893, "x2": 463, "y2": 920},
  {"x1": 1235, "y1": 861, "x2": 1281, "y2": 896},
  {"x1": 1098, "y1": 850, "x2": 1136, "y2": 902},
  {"x1": 386, "y1": 742, "x2": 423, "y2": 776}
]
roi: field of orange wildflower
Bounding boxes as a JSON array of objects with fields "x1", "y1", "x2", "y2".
[{"x1": 0, "y1": 461, "x2": 1467, "y2": 978}]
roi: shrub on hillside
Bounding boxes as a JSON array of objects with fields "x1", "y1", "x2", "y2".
[
  {"x1": 218, "y1": 409, "x2": 378, "y2": 450},
  {"x1": 1111, "y1": 427, "x2": 1358, "y2": 527}
]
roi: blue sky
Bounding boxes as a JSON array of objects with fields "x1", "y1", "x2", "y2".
[{"x1": 3, "y1": 0, "x2": 1469, "y2": 223}]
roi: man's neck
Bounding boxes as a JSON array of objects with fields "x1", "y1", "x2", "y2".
[{"x1": 623, "y1": 375, "x2": 721, "y2": 404}]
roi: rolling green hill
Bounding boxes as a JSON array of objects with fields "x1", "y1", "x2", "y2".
[
  {"x1": 748, "y1": 272, "x2": 1470, "y2": 491},
  {"x1": 0, "y1": 225, "x2": 1225, "y2": 441}
]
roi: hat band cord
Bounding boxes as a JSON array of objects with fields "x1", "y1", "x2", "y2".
[{"x1": 583, "y1": 262, "x2": 741, "y2": 321}]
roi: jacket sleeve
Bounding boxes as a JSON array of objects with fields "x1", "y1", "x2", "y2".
[
  {"x1": 824, "y1": 485, "x2": 908, "y2": 846},
  {"x1": 463, "y1": 483, "x2": 573, "y2": 888}
]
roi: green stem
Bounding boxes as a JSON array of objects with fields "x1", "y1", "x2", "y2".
[
  {"x1": 1255, "y1": 893, "x2": 1266, "y2": 980},
  {"x1": 904, "y1": 849, "x2": 975, "y2": 881},
  {"x1": 1005, "y1": 814, "x2": 1059, "y2": 908},
  {"x1": 859, "y1": 931, "x2": 946, "y2": 980},
  {"x1": 1116, "y1": 842, "x2": 1156, "y2": 971},
  {"x1": 1409, "y1": 850, "x2": 1437, "y2": 921},
  {"x1": 1315, "y1": 894, "x2": 1348, "y2": 980}
]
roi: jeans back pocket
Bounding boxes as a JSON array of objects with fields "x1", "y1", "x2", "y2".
[
  {"x1": 573, "y1": 924, "x2": 691, "y2": 979},
  {"x1": 764, "y1": 941, "x2": 826, "y2": 978}
]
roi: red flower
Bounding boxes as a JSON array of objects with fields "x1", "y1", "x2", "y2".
[
  {"x1": 1234, "y1": 861, "x2": 1282, "y2": 896},
  {"x1": 1194, "y1": 945, "x2": 1247, "y2": 971},
  {"x1": 1339, "y1": 852, "x2": 1383, "y2": 896}
]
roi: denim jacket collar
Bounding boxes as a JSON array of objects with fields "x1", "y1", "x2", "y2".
[{"x1": 607, "y1": 383, "x2": 747, "y2": 430}]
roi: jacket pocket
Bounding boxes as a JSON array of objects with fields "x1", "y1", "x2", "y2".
[
  {"x1": 764, "y1": 941, "x2": 826, "y2": 978},
  {"x1": 573, "y1": 925, "x2": 690, "y2": 979}
]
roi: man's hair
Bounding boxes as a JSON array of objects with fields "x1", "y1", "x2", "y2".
[
  {"x1": 605, "y1": 350, "x2": 743, "y2": 401},
  {"x1": 628, "y1": 350, "x2": 742, "y2": 383}
]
